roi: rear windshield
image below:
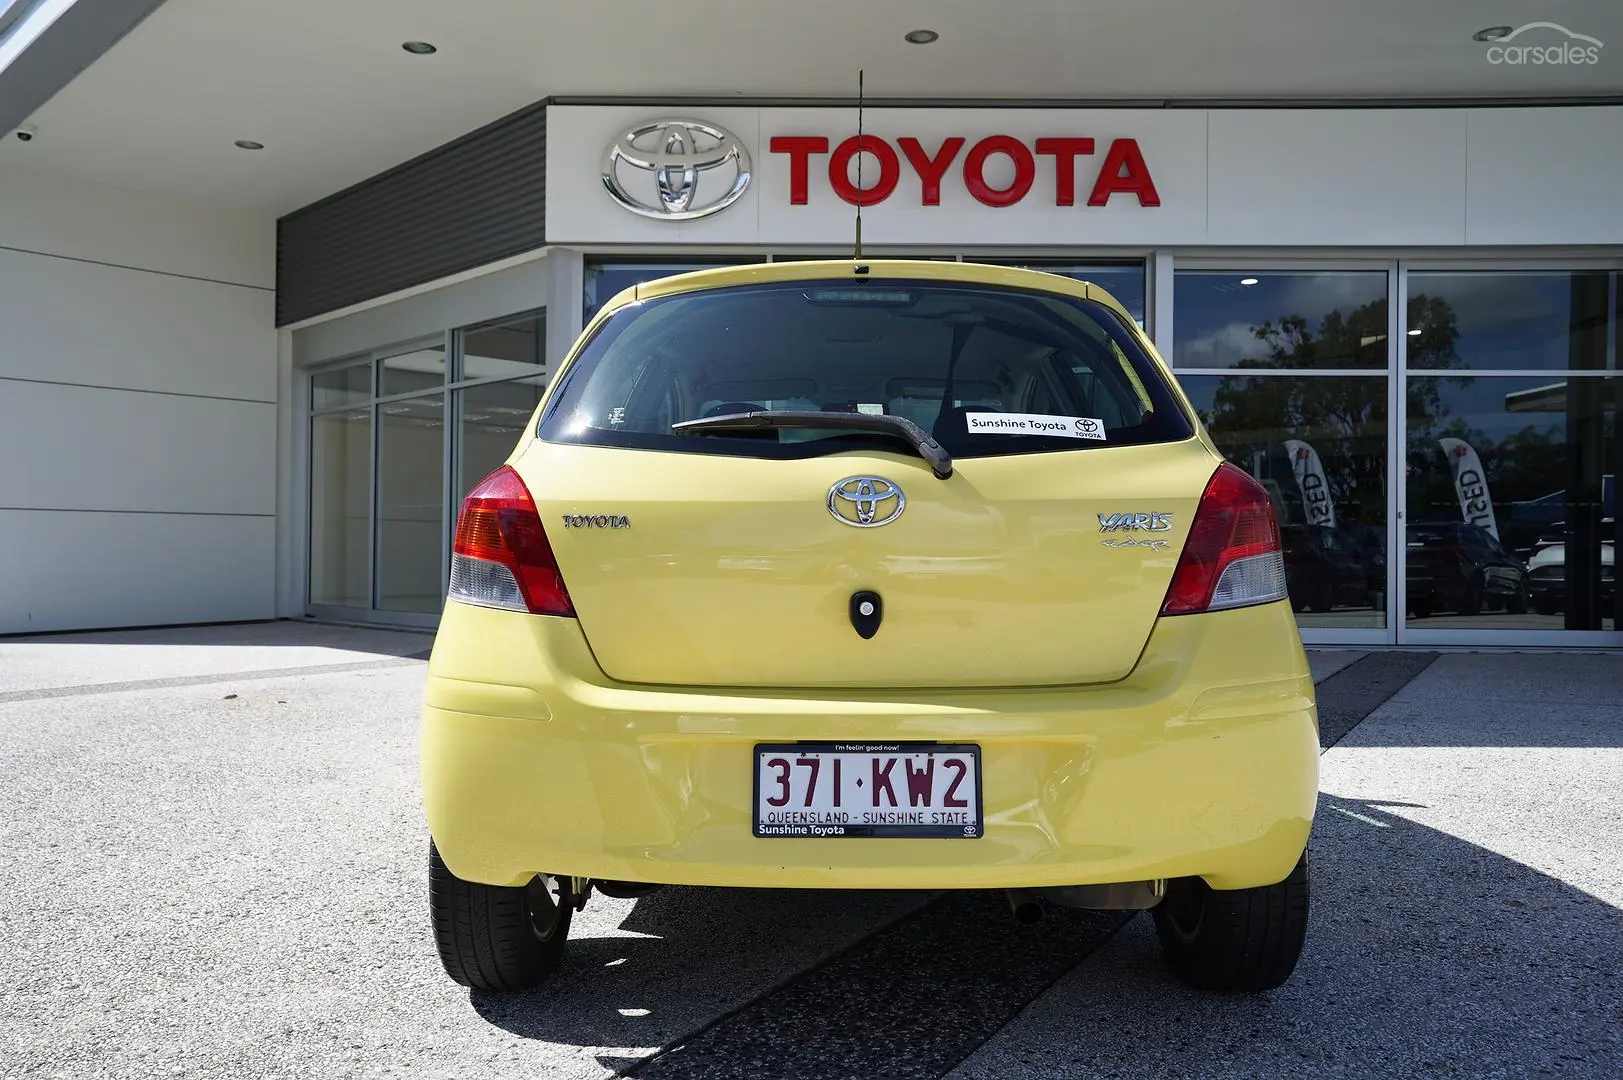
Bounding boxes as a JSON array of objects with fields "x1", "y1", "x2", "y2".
[{"x1": 537, "y1": 279, "x2": 1193, "y2": 461}]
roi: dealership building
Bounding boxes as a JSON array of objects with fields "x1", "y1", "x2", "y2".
[{"x1": 1, "y1": 1, "x2": 1619, "y2": 649}]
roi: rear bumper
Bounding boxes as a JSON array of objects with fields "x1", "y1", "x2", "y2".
[{"x1": 420, "y1": 601, "x2": 1319, "y2": 893}]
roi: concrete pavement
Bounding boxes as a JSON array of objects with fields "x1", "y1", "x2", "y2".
[
  {"x1": 948, "y1": 653, "x2": 1623, "y2": 1080},
  {"x1": 1, "y1": 621, "x2": 1618, "y2": 1079}
]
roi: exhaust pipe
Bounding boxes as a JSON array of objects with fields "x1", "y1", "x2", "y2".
[{"x1": 1005, "y1": 889, "x2": 1044, "y2": 926}]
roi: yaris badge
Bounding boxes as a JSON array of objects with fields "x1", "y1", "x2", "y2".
[
  {"x1": 828, "y1": 477, "x2": 905, "y2": 528},
  {"x1": 601, "y1": 119, "x2": 752, "y2": 220},
  {"x1": 1099, "y1": 512, "x2": 1173, "y2": 532}
]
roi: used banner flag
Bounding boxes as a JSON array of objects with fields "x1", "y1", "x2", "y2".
[
  {"x1": 1284, "y1": 440, "x2": 1335, "y2": 528},
  {"x1": 1439, "y1": 437, "x2": 1499, "y2": 540}
]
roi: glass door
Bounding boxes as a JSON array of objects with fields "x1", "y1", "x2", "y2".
[
  {"x1": 309, "y1": 363, "x2": 373, "y2": 612},
  {"x1": 305, "y1": 311, "x2": 550, "y2": 628},
  {"x1": 307, "y1": 338, "x2": 448, "y2": 628},
  {"x1": 1396, "y1": 267, "x2": 1621, "y2": 645}
]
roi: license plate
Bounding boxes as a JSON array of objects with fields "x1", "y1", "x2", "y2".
[{"x1": 753, "y1": 742, "x2": 982, "y2": 839}]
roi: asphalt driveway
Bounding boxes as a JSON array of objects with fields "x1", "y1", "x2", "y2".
[{"x1": 1, "y1": 623, "x2": 1618, "y2": 1079}]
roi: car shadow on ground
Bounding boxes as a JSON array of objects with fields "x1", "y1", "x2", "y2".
[
  {"x1": 466, "y1": 883, "x2": 933, "y2": 1065},
  {"x1": 468, "y1": 793, "x2": 1623, "y2": 1079}
]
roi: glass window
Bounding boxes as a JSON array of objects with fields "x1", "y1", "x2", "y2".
[
  {"x1": 1405, "y1": 374, "x2": 1617, "y2": 630},
  {"x1": 461, "y1": 314, "x2": 545, "y2": 382},
  {"x1": 375, "y1": 395, "x2": 445, "y2": 613},
  {"x1": 312, "y1": 364, "x2": 371, "y2": 412},
  {"x1": 307, "y1": 309, "x2": 557, "y2": 620},
  {"x1": 456, "y1": 376, "x2": 548, "y2": 500},
  {"x1": 1182, "y1": 374, "x2": 1388, "y2": 630},
  {"x1": 380, "y1": 342, "x2": 447, "y2": 397},
  {"x1": 993, "y1": 263, "x2": 1146, "y2": 329},
  {"x1": 1174, "y1": 271, "x2": 1389, "y2": 370},
  {"x1": 584, "y1": 261, "x2": 743, "y2": 324},
  {"x1": 1405, "y1": 271, "x2": 1617, "y2": 371},
  {"x1": 309, "y1": 407, "x2": 371, "y2": 608},
  {"x1": 542, "y1": 279, "x2": 1191, "y2": 462}
]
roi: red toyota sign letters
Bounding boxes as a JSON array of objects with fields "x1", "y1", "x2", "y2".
[{"x1": 768, "y1": 134, "x2": 1160, "y2": 208}]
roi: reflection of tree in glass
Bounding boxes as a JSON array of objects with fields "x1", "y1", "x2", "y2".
[
  {"x1": 1420, "y1": 419, "x2": 1566, "y2": 533},
  {"x1": 1402, "y1": 295, "x2": 1481, "y2": 518},
  {"x1": 1195, "y1": 296, "x2": 1466, "y2": 527}
]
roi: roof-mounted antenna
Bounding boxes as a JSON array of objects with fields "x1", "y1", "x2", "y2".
[{"x1": 853, "y1": 68, "x2": 865, "y2": 265}]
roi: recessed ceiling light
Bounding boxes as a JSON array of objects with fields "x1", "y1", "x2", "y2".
[
  {"x1": 402, "y1": 40, "x2": 437, "y2": 54},
  {"x1": 1473, "y1": 26, "x2": 1514, "y2": 42},
  {"x1": 1239, "y1": 277, "x2": 1259, "y2": 286},
  {"x1": 904, "y1": 29, "x2": 939, "y2": 44},
  {"x1": 234, "y1": 140, "x2": 264, "y2": 150},
  {"x1": 1407, "y1": 328, "x2": 1423, "y2": 336}
]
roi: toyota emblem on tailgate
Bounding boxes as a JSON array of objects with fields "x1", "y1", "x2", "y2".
[
  {"x1": 601, "y1": 119, "x2": 752, "y2": 220},
  {"x1": 828, "y1": 477, "x2": 905, "y2": 528}
]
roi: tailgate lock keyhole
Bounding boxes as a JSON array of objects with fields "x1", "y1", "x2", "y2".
[{"x1": 850, "y1": 591, "x2": 883, "y2": 639}]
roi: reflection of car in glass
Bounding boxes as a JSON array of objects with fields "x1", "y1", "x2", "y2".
[
  {"x1": 1281, "y1": 524, "x2": 1377, "y2": 613},
  {"x1": 1525, "y1": 532, "x2": 1616, "y2": 616},
  {"x1": 1343, "y1": 523, "x2": 1387, "y2": 599},
  {"x1": 1405, "y1": 522, "x2": 1528, "y2": 617},
  {"x1": 420, "y1": 260, "x2": 1321, "y2": 997}
]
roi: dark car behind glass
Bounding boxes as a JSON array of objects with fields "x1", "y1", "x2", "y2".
[
  {"x1": 1405, "y1": 522, "x2": 1528, "y2": 618},
  {"x1": 1281, "y1": 524, "x2": 1378, "y2": 613}
]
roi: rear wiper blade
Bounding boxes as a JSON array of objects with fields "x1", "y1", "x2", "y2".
[{"x1": 672, "y1": 410, "x2": 953, "y2": 479}]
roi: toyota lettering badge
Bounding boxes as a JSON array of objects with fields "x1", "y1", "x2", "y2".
[{"x1": 601, "y1": 119, "x2": 752, "y2": 220}]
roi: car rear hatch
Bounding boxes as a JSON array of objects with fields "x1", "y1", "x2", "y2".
[
  {"x1": 519, "y1": 266, "x2": 1221, "y2": 690},
  {"x1": 517, "y1": 438, "x2": 1218, "y2": 688}
]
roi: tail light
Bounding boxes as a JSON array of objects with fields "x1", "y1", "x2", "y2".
[
  {"x1": 1160, "y1": 462, "x2": 1289, "y2": 616},
  {"x1": 448, "y1": 466, "x2": 574, "y2": 616}
]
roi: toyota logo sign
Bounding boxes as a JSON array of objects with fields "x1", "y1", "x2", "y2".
[
  {"x1": 601, "y1": 119, "x2": 752, "y2": 220},
  {"x1": 827, "y1": 476, "x2": 906, "y2": 528}
]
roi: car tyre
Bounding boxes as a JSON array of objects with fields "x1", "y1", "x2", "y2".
[
  {"x1": 1151, "y1": 851, "x2": 1309, "y2": 993},
  {"x1": 1308, "y1": 576, "x2": 1335, "y2": 614},
  {"x1": 429, "y1": 840, "x2": 572, "y2": 992}
]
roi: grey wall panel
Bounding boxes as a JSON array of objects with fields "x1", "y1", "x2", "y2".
[
  {"x1": 0, "y1": 246, "x2": 276, "y2": 400},
  {"x1": 0, "y1": 509, "x2": 275, "y2": 634},
  {"x1": 276, "y1": 102, "x2": 546, "y2": 326},
  {"x1": 0, "y1": 381, "x2": 276, "y2": 516}
]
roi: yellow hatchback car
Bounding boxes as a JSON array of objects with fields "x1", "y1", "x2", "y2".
[{"x1": 420, "y1": 259, "x2": 1320, "y2": 995}]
